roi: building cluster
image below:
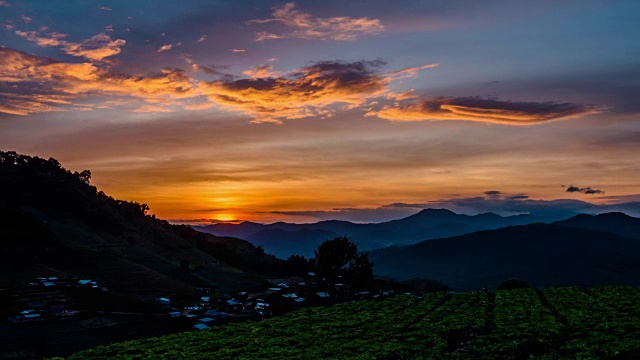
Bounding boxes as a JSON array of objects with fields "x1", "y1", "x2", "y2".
[
  {"x1": 7, "y1": 276, "x2": 104, "y2": 323},
  {"x1": 155, "y1": 272, "x2": 397, "y2": 331}
]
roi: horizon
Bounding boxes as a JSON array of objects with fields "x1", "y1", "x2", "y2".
[
  {"x1": 1, "y1": 1, "x2": 639, "y2": 224},
  {"x1": 183, "y1": 205, "x2": 640, "y2": 226}
]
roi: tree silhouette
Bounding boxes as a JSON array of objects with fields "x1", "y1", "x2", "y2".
[{"x1": 314, "y1": 236, "x2": 373, "y2": 289}]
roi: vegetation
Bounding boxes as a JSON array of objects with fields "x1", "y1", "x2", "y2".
[
  {"x1": 314, "y1": 236, "x2": 373, "y2": 289},
  {"x1": 70, "y1": 286, "x2": 640, "y2": 359}
]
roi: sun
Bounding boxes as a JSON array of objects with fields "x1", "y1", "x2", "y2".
[{"x1": 216, "y1": 214, "x2": 236, "y2": 222}]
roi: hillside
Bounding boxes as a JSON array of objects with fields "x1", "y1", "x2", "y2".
[
  {"x1": 368, "y1": 223, "x2": 640, "y2": 290},
  {"x1": 553, "y1": 212, "x2": 640, "y2": 240},
  {"x1": 70, "y1": 287, "x2": 640, "y2": 359},
  {"x1": 198, "y1": 208, "x2": 558, "y2": 257},
  {"x1": 0, "y1": 151, "x2": 284, "y2": 298}
]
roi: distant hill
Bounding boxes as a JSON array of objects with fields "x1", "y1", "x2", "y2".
[
  {"x1": 0, "y1": 151, "x2": 283, "y2": 298},
  {"x1": 368, "y1": 223, "x2": 640, "y2": 290},
  {"x1": 553, "y1": 212, "x2": 640, "y2": 240},
  {"x1": 197, "y1": 208, "x2": 559, "y2": 257},
  {"x1": 247, "y1": 228, "x2": 339, "y2": 259}
]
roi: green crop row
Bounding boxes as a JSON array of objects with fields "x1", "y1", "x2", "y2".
[
  {"x1": 388, "y1": 291, "x2": 489, "y2": 358},
  {"x1": 70, "y1": 287, "x2": 640, "y2": 359},
  {"x1": 472, "y1": 288, "x2": 564, "y2": 359},
  {"x1": 544, "y1": 287, "x2": 640, "y2": 359}
]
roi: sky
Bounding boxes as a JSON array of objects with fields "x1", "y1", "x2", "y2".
[{"x1": 1, "y1": 0, "x2": 639, "y2": 224}]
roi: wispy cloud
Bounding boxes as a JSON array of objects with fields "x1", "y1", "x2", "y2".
[
  {"x1": 367, "y1": 97, "x2": 602, "y2": 125},
  {"x1": 241, "y1": 65, "x2": 280, "y2": 79},
  {"x1": 1, "y1": 47, "x2": 415, "y2": 118},
  {"x1": 0, "y1": 1, "x2": 10, "y2": 7},
  {"x1": 157, "y1": 44, "x2": 173, "y2": 52},
  {"x1": 131, "y1": 105, "x2": 173, "y2": 113},
  {"x1": 0, "y1": 47, "x2": 196, "y2": 115},
  {"x1": 15, "y1": 29, "x2": 126, "y2": 61},
  {"x1": 98, "y1": 6, "x2": 111, "y2": 11},
  {"x1": 196, "y1": 35, "x2": 207, "y2": 43},
  {"x1": 231, "y1": 49, "x2": 247, "y2": 53},
  {"x1": 200, "y1": 60, "x2": 391, "y2": 123},
  {"x1": 247, "y1": 2, "x2": 385, "y2": 41}
]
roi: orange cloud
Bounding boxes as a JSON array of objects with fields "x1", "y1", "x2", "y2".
[
  {"x1": 15, "y1": 29, "x2": 125, "y2": 61},
  {"x1": 200, "y1": 60, "x2": 389, "y2": 123},
  {"x1": 247, "y1": 2, "x2": 384, "y2": 41},
  {"x1": 367, "y1": 97, "x2": 603, "y2": 125},
  {"x1": 0, "y1": 47, "x2": 197, "y2": 115},
  {"x1": 0, "y1": 47, "x2": 440, "y2": 120},
  {"x1": 384, "y1": 63, "x2": 440, "y2": 80},
  {"x1": 241, "y1": 65, "x2": 280, "y2": 79}
]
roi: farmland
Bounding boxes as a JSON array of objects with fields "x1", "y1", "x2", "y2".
[{"x1": 69, "y1": 286, "x2": 640, "y2": 359}]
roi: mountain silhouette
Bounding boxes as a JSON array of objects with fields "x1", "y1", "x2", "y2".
[
  {"x1": 368, "y1": 222, "x2": 640, "y2": 290},
  {"x1": 198, "y1": 208, "x2": 560, "y2": 257},
  {"x1": 553, "y1": 212, "x2": 640, "y2": 240}
]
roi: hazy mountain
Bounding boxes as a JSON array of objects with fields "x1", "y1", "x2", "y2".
[
  {"x1": 247, "y1": 228, "x2": 339, "y2": 259},
  {"x1": 0, "y1": 151, "x2": 283, "y2": 298},
  {"x1": 553, "y1": 212, "x2": 640, "y2": 240},
  {"x1": 198, "y1": 208, "x2": 560, "y2": 257},
  {"x1": 368, "y1": 223, "x2": 640, "y2": 290}
]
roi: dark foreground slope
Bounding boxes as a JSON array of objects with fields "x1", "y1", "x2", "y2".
[
  {"x1": 70, "y1": 287, "x2": 640, "y2": 359},
  {"x1": 368, "y1": 223, "x2": 640, "y2": 290},
  {"x1": 0, "y1": 151, "x2": 283, "y2": 297}
]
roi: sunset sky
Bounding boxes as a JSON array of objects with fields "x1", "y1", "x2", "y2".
[{"x1": 1, "y1": 0, "x2": 639, "y2": 223}]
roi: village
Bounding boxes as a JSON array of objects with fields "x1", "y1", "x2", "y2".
[{"x1": 0, "y1": 271, "x2": 411, "y2": 357}]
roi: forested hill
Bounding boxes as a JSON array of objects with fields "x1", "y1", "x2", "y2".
[
  {"x1": 0, "y1": 151, "x2": 284, "y2": 297},
  {"x1": 368, "y1": 223, "x2": 640, "y2": 290}
]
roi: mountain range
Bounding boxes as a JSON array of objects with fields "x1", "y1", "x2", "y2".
[{"x1": 196, "y1": 209, "x2": 562, "y2": 258}]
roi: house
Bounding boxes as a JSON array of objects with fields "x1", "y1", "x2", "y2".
[
  {"x1": 193, "y1": 323, "x2": 209, "y2": 330},
  {"x1": 158, "y1": 297, "x2": 171, "y2": 305},
  {"x1": 203, "y1": 310, "x2": 227, "y2": 319},
  {"x1": 200, "y1": 296, "x2": 210, "y2": 302},
  {"x1": 78, "y1": 280, "x2": 92, "y2": 285},
  {"x1": 316, "y1": 292, "x2": 330, "y2": 298},
  {"x1": 197, "y1": 317, "x2": 215, "y2": 325},
  {"x1": 169, "y1": 311, "x2": 182, "y2": 317}
]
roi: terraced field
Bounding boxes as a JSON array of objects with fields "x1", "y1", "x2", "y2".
[{"x1": 69, "y1": 286, "x2": 640, "y2": 359}]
